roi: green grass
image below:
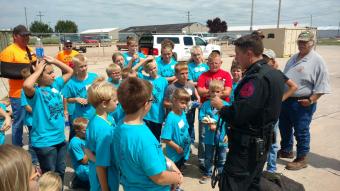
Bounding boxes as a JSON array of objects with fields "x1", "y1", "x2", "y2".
[{"x1": 317, "y1": 38, "x2": 340, "y2": 46}]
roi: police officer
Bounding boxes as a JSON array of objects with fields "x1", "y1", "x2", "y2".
[{"x1": 211, "y1": 34, "x2": 285, "y2": 190}]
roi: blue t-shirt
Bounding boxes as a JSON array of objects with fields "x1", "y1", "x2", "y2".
[
  {"x1": 63, "y1": 73, "x2": 98, "y2": 120},
  {"x1": 199, "y1": 100, "x2": 230, "y2": 146},
  {"x1": 108, "y1": 78, "x2": 121, "y2": 89},
  {"x1": 27, "y1": 77, "x2": 65, "y2": 147},
  {"x1": 156, "y1": 56, "x2": 177, "y2": 78},
  {"x1": 122, "y1": 52, "x2": 146, "y2": 72},
  {"x1": 161, "y1": 111, "x2": 191, "y2": 162},
  {"x1": 21, "y1": 91, "x2": 32, "y2": 127},
  {"x1": 113, "y1": 123, "x2": 169, "y2": 191},
  {"x1": 61, "y1": 84, "x2": 75, "y2": 116},
  {"x1": 188, "y1": 62, "x2": 209, "y2": 82},
  {"x1": 68, "y1": 136, "x2": 89, "y2": 181},
  {"x1": 142, "y1": 75, "x2": 168, "y2": 124},
  {"x1": 109, "y1": 103, "x2": 125, "y2": 126},
  {"x1": 0, "y1": 103, "x2": 6, "y2": 145},
  {"x1": 230, "y1": 81, "x2": 239, "y2": 103},
  {"x1": 85, "y1": 115, "x2": 119, "y2": 191}
]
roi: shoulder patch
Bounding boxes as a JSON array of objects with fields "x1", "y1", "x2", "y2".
[{"x1": 239, "y1": 80, "x2": 255, "y2": 98}]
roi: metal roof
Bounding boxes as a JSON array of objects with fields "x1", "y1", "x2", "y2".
[
  {"x1": 119, "y1": 22, "x2": 199, "y2": 33},
  {"x1": 80, "y1": 28, "x2": 119, "y2": 34}
]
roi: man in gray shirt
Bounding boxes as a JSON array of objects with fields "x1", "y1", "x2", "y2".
[{"x1": 278, "y1": 31, "x2": 331, "y2": 170}]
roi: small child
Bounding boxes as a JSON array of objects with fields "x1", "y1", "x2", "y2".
[
  {"x1": 22, "y1": 55, "x2": 73, "y2": 180},
  {"x1": 106, "y1": 63, "x2": 122, "y2": 88},
  {"x1": 68, "y1": 117, "x2": 90, "y2": 189},
  {"x1": 156, "y1": 40, "x2": 178, "y2": 83},
  {"x1": 230, "y1": 60, "x2": 243, "y2": 103},
  {"x1": 63, "y1": 54, "x2": 98, "y2": 120},
  {"x1": 122, "y1": 36, "x2": 146, "y2": 72},
  {"x1": 86, "y1": 77, "x2": 119, "y2": 191},
  {"x1": 161, "y1": 88, "x2": 191, "y2": 171},
  {"x1": 39, "y1": 171, "x2": 62, "y2": 191},
  {"x1": 188, "y1": 46, "x2": 209, "y2": 86},
  {"x1": 112, "y1": 52, "x2": 125, "y2": 69},
  {"x1": 141, "y1": 58, "x2": 168, "y2": 141},
  {"x1": 199, "y1": 80, "x2": 230, "y2": 184},
  {"x1": 113, "y1": 77, "x2": 183, "y2": 190},
  {"x1": 0, "y1": 102, "x2": 11, "y2": 145}
]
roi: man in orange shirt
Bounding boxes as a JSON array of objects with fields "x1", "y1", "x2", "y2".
[
  {"x1": 0, "y1": 25, "x2": 36, "y2": 146},
  {"x1": 56, "y1": 40, "x2": 79, "y2": 66}
]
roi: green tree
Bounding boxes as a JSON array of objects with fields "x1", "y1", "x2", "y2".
[
  {"x1": 55, "y1": 20, "x2": 78, "y2": 33},
  {"x1": 29, "y1": 21, "x2": 53, "y2": 36},
  {"x1": 206, "y1": 17, "x2": 228, "y2": 33}
]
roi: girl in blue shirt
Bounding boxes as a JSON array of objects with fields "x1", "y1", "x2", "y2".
[
  {"x1": 188, "y1": 46, "x2": 209, "y2": 85},
  {"x1": 23, "y1": 55, "x2": 73, "y2": 180},
  {"x1": 85, "y1": 78, "x2": 119, "y2": 191},
  {"x1": 0, "y1": 103, "x2": 11, "y2": 145},
  {"x1": 156, "y1": 41, "x2": 178, "y2": 83}
]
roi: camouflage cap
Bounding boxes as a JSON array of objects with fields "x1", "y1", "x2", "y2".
[{"x1": 297, "y1": 31, "x2": 314, "y2": 42}]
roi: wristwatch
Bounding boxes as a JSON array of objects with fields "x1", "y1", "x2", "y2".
[{"x1": 308, "y1": 97, "x2": 314, "y2": 104}]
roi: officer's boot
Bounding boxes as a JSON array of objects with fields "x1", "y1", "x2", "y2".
[{"x1": 285, "y1": 156, "x2": 307, "y2": 170}]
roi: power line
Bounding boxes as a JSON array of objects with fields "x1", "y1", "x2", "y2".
[{"x1": 37, "y1": 11, "x2": 44, "y2": 22}]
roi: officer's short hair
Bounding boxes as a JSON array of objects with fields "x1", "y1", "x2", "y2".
[{"x1": 234, "y1": 34, "x2": 264, "y2": 56}]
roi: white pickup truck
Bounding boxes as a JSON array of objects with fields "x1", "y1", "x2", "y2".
[{"x1": 138, "y1": 34, "x2": 221, "y2": 61}]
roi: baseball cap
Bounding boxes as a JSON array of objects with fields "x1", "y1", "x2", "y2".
[
  {"x1": 297, "y1": 31, "x2": 314, "y2": 42},
  {"x1": 263, "y1": 49, "x2": 276, "y2": 59},
  {"x1": 13, "y1": 25, "x2": 31, "y2": 36},
  {"x1": 64, "y1": 40, "x2": 72, "y2": 44}
]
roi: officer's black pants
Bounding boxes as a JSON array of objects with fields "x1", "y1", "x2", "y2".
[{"x1": 219, "y1": 136, "x2": 271, "y2": 191}]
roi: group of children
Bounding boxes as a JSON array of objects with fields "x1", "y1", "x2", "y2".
[{"x1": 0, "y1": 36, "x2": 249, "y2": 191}]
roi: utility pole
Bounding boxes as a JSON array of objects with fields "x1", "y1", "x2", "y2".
[
  {"x1": 337, "y1": 21, "x2": 340, "y2": 37},
  {"x1": 24, "y1": 7, "x2": 28, "y2": 28},
  {"x1": 187, "y1": 11, "x2": 191, "y2": 34},
  {"x1": 250, "y1": 0, "x2": 254, "y2": 31},
  {"x1": 277, "y1": 0, "x2": 281, "y2": 28},
  {"x1": 37, "y1": 11, "x2": 44, "y2": 22},
  {"x1": 310, "y1": 15, "x2": 313, "y2": 27}
]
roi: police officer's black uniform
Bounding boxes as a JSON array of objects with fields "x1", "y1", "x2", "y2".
[{"x1": 218, "y1": 59, "x2": 285, "y2": 191}]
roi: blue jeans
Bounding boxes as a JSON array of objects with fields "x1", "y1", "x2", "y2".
[
  {"x1": 279, "y1": 99, "x2": 316, "y2": 158},
  {"x1": 27, "y1": 126, "x2": 39, "y2": 165},
  {"x1": 204, "y1": 144, "x2": 227, "y2": 176},
  {"x1": 33, "y1": 141, "x2": 67, "y2": 181},
  {"x1": 266, "y1": 121, "x2": 279, "y2": 173},
  {"x1": 198, "y1": 122, "x2": 206, "y2": 166},
  {"x1": 186, "y1": 108, "x2": 196, "y2": 144},
  {"x1": 10, "y1": 97, "x2": 26, "y2": 146}
]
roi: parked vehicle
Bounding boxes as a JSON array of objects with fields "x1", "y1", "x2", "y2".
[
  {"x1": 81, "y1": 36, "x2": 99, "y2": 44},
  {"x1": 138, "y1": 34, "x2": 221, "y2": 61},
  {"x1": 59, "y1": 34, "x2": 87, "y2": 53}
]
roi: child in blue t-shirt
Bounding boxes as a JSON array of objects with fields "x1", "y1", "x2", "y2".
[
  {"x1": 161, "y1": 88, "x2": 191, "y2": 171},
  {"x1": 85, "y1": 78, "x2": 119, "y2": 191},
  {"x1": 0, "y1": 102, "x2": 11, "y2": 145},
  {"x1": 122, "y1": 36, "x2": 146, "y2": 72},
  {"x1": 230, "y1": 60, "x2": 243, "y2": 103},
  {"x1": 63, "y1": 54, "x2": 98, "y2": 121},
  {"x1": 23, "y1": 55, "x2": 73, "y2": 180},
  {"x1": 156, "y1": 41, "x2": 178, "y2": 83},
  {"x1": 141, "y1": 58, "x2": 168, "y2": 141},
  {"x1": 113, "y1": 77, "x2": 183, "y2": 191},
  {"x1": 106, "y1": 63, "x2": 122, "y2": 88},
  {"x1": 198, "y1": 80, "x2": 230, "y2": 184},
  {"x1": 68, "y1": 117, "x2": 90, "y2": 189},
  {"x1": 188, "y1": 46, "x2": 209, "y2": 85}
]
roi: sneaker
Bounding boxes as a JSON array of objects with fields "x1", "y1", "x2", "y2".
[
  {"x1": 199, "y1": 165, "x2": 206, "y2": 173},
  {"x1": 199, "y1": 176, "x2": 211, "y2": 184},
  {"x1": 285, "y1": 157, "x2": 307, "y2": 170},
  {"x1": 278, "y1": 149, "x2": 294, "y2": 159}
]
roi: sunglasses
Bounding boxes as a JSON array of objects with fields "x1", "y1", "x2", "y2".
[{"x1": 65, "y1": 45, "x2": 72, "y2": 48}]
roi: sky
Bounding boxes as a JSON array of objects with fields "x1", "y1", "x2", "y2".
[{"x1": 0, "y1": 0, "x2": 339, "y2": 31}]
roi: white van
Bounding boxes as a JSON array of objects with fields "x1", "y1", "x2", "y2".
[{"x1": 139, "y1": 34, "x2": 221, "y2": 61}]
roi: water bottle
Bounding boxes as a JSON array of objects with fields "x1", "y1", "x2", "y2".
[{"x1": 35, "y1": 38, "x2": 44, "y2": 60}]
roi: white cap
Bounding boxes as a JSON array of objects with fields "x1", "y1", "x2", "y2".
[{"x1": 263, "y1": 49, "x2": 276, "y2": 59}]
